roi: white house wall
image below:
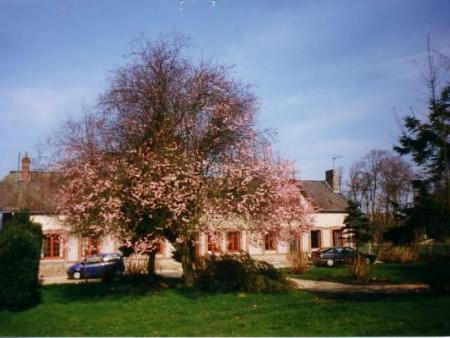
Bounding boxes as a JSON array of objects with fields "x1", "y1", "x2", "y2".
[
  {"x1": 306, "y1": 212, "x2": 348, "y2": 250},
  {"x1": 31, "y1": 215, "x2": 66, "y2": 231},
  {"x1": 314, "y1": 212, "x2": 347, "y2": 228},
  {"x1": 34, "y1": 210, "x2": 348, "y2": 276},
  {"x1": 101, "y1": 235, "x2": 116, "y2": 253},
  {"x1": 66, "y1": 235, "x2": 78, "y2": 261}
]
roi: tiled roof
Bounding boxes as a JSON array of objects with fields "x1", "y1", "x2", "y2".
[
  {"x1": 0, "y1": 171, "x2": 60, "y2": 213},
  {"x1": 0, "y1": 170, "x2": 347, "y2": 214},
  {"x1": 301, "y1": 180, "x2": 348, "y2": 213}
]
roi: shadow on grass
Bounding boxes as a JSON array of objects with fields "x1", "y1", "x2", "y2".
[
  {"x1": 44, "y1": 275, "x2": 297, "y2": 304},
  {"x1": 308, "y1": 290, "x2": 432, "y2": 303},
  {"x1": 285, "y1": 263, "x2": 432, "y2": 285},
  {"x1": 44, "y1": 271, "x2": 436, "y2": 305},
  {"x1": 44, "y1": 275, "x2": 185, "y2": 303},
  {"x1": 370, "y1": 263, "x2": 429, "y2": 284},
  {"x1": 0, "y1": 294, "x2": 42, "y2": 313}
]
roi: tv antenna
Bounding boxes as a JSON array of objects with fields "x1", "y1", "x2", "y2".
[{"x1": 332, "y1": 155, "x2": 343, "y2": 170}]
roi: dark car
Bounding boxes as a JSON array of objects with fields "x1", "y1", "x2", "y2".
[
  {"x1": 311, "y1": 246, "x2": 376, "y2": 267},
  {"x1": 67, "y1": 253, "x2": 125, "y2": 279}
]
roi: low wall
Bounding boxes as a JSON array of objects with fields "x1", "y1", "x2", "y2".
[
  {"x1": 39, "y1": 260, "x2": 68, "y2": 278},
  {"x1": 252, "y1": 254, "x2": 291, "y2": 268},
  {"x1": 39, "y1": 253, "x2": 291, "y2": 278}
]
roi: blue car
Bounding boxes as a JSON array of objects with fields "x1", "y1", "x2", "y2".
[{"x1": 67, "y1": 253, "x2": 125, "y2": 280}]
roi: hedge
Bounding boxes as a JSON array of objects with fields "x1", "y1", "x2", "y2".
[{"x1": 0, "y1": 212, "x2": 42, "y2": 310}]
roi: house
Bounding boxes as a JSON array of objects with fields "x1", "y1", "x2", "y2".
[
  {"x1": 0, "y1": 154, "x2": 121, "y2": 276},
  {"x1": 0, "y1": 154, "x2": 348, "y2": 277}
]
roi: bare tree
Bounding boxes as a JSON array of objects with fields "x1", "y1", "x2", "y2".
[{"x1": 346, "y1": 150, "x2": 414, "y2": 215}]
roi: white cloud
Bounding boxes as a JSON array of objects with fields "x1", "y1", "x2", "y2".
[
  {"x1": 0, "y1": 85, "x2": 98, "y2": 178},
  {"x1": 260, "y1": 86, "x2": 398, "y2": 180},
  {"x1": 0, "y1": 86, "x2": 97, "y2": 127}
]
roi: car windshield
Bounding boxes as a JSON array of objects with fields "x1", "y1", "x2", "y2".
[
  {"x1": 103, "y1": 254, "x2": 120, "y2": 262},
  {"x1": 85, "y1": 255, "x2": 103, "y2": 264}
]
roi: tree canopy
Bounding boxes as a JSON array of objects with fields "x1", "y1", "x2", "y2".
[
  {"x1": 55, "y1": 36, "x2": 314, "y2": 285},
  {"x1": 394, "y1": 46, "x2": 450, "y2": 241},
  {"x1": 343, "y1": 201, "x2": 373, "y2": 249}
]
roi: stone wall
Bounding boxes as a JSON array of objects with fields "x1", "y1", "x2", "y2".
[
  {"x1": 123, "y1": 255, "x2": 183, "y2": 274},
  {"x1": 252, "y1": 254, "x2": 291, "y2": 268},
  {"x1": 39, "y1": 260, "x2": 68, "y2": 278}
]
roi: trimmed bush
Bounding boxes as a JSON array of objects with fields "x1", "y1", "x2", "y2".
[
  {"x1": 378, "y1": 245, "x2": 419, "y2": 263},
  {"x1": 420, "y1": 254, "x2": 450, "y2": 293},
  {"x1": 418, "y1": 243, "x2": 450, "y2": 259},
  {"x1": 195, "y1": 253, "x2": 293, "y2": 293},
  {"x1": 0, "y1": 212, "x2": 42, "y2": 311},
  {"x1": 287, "y1": 251, "x2": 311, "y2": 274},
  {"x1": 124, "y1": 254, "x2": 149, "y2": 275},
  {"x1": 348, "y1": 256, "x2": 372, "y2": 283}
]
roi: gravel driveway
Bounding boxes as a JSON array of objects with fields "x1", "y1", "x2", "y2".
[{"x1": 288, "y1": 277, "x2": 430, "y2": 294}]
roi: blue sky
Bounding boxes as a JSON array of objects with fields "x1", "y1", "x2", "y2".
[{"x1": 1, "y1": 0, "x2": 449, "y2": 181}]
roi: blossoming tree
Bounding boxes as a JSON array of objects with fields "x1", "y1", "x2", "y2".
[{"x1": 56, "y1": 37, "x2": 314, "y2": 286}]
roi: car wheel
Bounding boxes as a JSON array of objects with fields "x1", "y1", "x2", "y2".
[
  {"x1": 73, "y1": 271, "x2": 82, "y2": 279},
  {"x1": 326, "y1": 259, "x2": 334, "y2": 267}
]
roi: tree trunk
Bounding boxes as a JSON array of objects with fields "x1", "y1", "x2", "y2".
[
  {"x1": 147, "y1": 251, "x2": 157, "y2": 278},
  {"x1": 180, "y1": 239, "x2": 196, "y2": 287},
  {"x1": 443, "y1": 138, "x2": 450, "y2": 219}
]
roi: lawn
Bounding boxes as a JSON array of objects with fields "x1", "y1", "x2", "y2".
[
  {"x1": 289, "y1": 263, "x2": 428, "y2": 284},
  {"x1": 0, "y1": 280, "x2": 449, "y2": 336}
]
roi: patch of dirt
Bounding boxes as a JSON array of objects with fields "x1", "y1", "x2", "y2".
[{"x1": 288, "y1": 277, "x2": 430, "y2": 294}]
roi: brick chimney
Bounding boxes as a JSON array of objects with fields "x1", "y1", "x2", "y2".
[
  {"x1": 325, "y1": 169, "x2": 339, "y2": 193},
  {"x1": 21, "y1": 153, "x2": 31, "y2": 183}
]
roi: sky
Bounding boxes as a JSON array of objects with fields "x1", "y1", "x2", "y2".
[{"x1": 1, "y1": 0, "x2": 449, "y2": 181}]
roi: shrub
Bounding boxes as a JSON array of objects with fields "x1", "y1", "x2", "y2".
[
  {"x1": 378, "y1": 245, "x2": 419, "y2": 263},
  {"x1": 124, "y1": 254, "x2": 149, "y2": 275},
  {"x1": 195, "y1": 253, "x2": 293, "y2": 293},
  {"x1": 0, "y1": 212, "x2": 42, "y2": 310},
  {"x1": 348, "y1": 255, "x2": 372, "y2": 283},
  {"x1": 287, "y1": 251, "x2": 311, "y2": 274},
  {"x1": 417, "y1": 243, "x2": 450, "y2": 259},
  {"x1": 419, "y1": 253, "x2": 450, "y2": 293}
]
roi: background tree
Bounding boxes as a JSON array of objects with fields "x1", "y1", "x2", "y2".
[
  {"x1": 55, "y1": 36, "x2": 314, "y2": 286},
  {"x1": 343, "y1": 201, "x2": 373, "y2": 249},
  {"x1": 342, "y1": 201, "x2": 375, "y2": 282},
  {"x1": 394, "y1": 43, "x2": 450, "y2": 241},
  {"x1": 346, "y1": 150, "x2": 413, "y2": 215},
  {"x1": 345, "y1": 149, "x2": 414, "y2": 243}
]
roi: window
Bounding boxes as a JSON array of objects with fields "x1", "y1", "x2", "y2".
[
  {"x1": 344, "y1": 247, "x2": 355, "y2": 254},
  {"x1": 207, "y1": 233, "x2": 221, "y2": 253},
  {"x1": 332, "y1": 229, "x2": 344, "y2": 247},
  {"x1": 227, "y1": 231, "x2": 240, "y2": 252},
  {"x1": 310, "y1": 230, "x2": 321, "y2": 249},
  {"x1": 43, "y1": 233, "x2": 61, "y2": 258},
  {"x1": 81, "y1": 238, "x2": 100, "y2": 257},
  {"x1": 264, "y1": 231, "x2": 277, "y2": 251}
]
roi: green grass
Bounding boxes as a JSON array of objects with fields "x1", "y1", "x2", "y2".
[
  {"x1": 289, "y1": 263, "x2": 428, "y2": 284},
  {"x1": 0, "y1": 280, "x2": 449, "y2": 336}
]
